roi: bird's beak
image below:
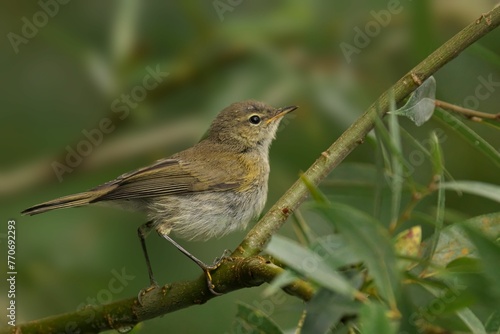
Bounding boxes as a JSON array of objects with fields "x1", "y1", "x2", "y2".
[{"x1": 265, "y1": 105, "x2": 298, "y2": 124}]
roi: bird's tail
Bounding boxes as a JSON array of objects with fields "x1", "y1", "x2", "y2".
[{"x1": 22, "y1": 191, "x2": 98, "y2": 216}]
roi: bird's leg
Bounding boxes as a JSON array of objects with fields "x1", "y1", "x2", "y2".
[
  {"x1": 158, "y1": 232, "x2": 225, "y2": 296},
  {"x1": 138, "y1": 221, "x2": 157, "y2": 286},
  {"x1": 137, "y1": 221, "x2": 158, "y2": 304}
]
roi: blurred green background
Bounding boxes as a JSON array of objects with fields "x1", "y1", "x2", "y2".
[{"x1": 1, "y1": 0, "x2": 499, "y2": 333}]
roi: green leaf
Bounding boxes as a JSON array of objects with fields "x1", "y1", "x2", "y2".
[
  {"x1": 310, "y1": 235, "x2": 361, "y2": 270},
  {"x1": 425, "y1": 132, "x2": 446, "y2": 262},
  {"x1": 292, "y1": 210, "x2": 315, "y2": 246},
  {"x1": 482, "y1": 118, "x2": 500, "y2": 130},
  {"x1": 234, "y1": 302, "x2": 284, "y2": 334},
  {"x1": 484, "y1": 311, "x2": 500, "y2": 332},
  {"x1": 266, "y1": 235, "x2": 361, "y2": 298},
  {"x1": 421, "y1": 283, "x2": 487, "y2": 334},
  {"x1": 302, "y1": 288, "x2": 361, "y2": 334},
  {"x1": 433, "y1": 108, "x2": 500, "y2": 167},
  {"x1": 455, "y1": 308, "x2": 488, "y2": 334},
  {"x1": 430, "y1": 131, "x2": 444, "y2": 178},
  {"x1": 301, "y1": 173, "x2": 328, "y2": 204},
  {"x1": 373, "y1": 115, "x2": 417, "y2": 190},
  {"x1": 446, "y1": 257, "x2": 482, "y2": 273},
  {"x1": 388, "y1": 110, "x2": 403, "y2": 230},
  {"x1": 440, "y1": 181, "x2": 500, "y2": 203},
  {"x1": 359, "y1": 302, "x2": 396, "y2": 334},
  {"x1": 319, "y1": 202, "x2": 400, "y2": 309},
  {"x1": 463, "y1": 226, "x2": 500, "y2": 296},
  {"x1": 400, "y1": 127, "x2": 454, "y2": 181},
  {"x1": 442, "y1": 258, "x2": 497, "y2": 310},
  {"x1": 263, "y1": 270, "x2": 298, "y2": 297},
  {"x1": 111, "y1": 0, "x2": 141, "y2": 65},
  {"x1": 390, "y1": 76, "x2": 436, "y2": 126},
  {"x1": 426, "y1": 212, "x2": 500, "y2": 270}
]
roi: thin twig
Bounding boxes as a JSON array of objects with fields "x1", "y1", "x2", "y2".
[{"x1": 435, "y1": 99, "x2": 500, "y2": 121}]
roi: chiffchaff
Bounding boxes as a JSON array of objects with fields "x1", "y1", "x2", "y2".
[{"x1": 22, "y1": 100, "x2": 297, "y2": 295}]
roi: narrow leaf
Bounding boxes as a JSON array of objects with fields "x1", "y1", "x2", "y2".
[
  {"x1": 457, "y1": 308, "x2": 487, "y2": 334},
  {"x1": 301, "y1": 173, "x2": 328, "y2": 204},
  {"x1": 263, "y1": 270, "x2": 298, "y2": 297},
  {"x1": 463, "y1": 226, "x2": 500, "y2": 296},
  {"x1": 266, "y1": 235, "x2": 360, "y2": 298},
  {"x1": 302, "y1": 288, "x2": 360, "y2": 334},
  {"x1": 111, "y1": 0, "x2": 140, "y2": 64},
  {"x1": 434, "y1": 108, "x2": 500, "y2": 167},
  {"x1": 319, "y1": 203, "x2": 400, "y2": 309},
  {"x1": 422, "y1": 284, "x2": 487, "y2": 334},
  {"x1": 440, "y1": 181, "x2": 500, "y2": 203},
  {"x1": 400, "y1": 127, "x2": 454, "y2": 181},
  {"x1": 310, "y1": 234, "x2": 361, "y2": 270},
  {"x1": 359, "y1": 302, "x2": 396, "y2": 334},
  {"x1": 388, "y1": 110, "x2": 404, "y2": 230},
  {"x1": 373, "y1": 116, "x2": 417, "y2": 190},
  {"x1": 426, "y1": 132, "x2": 446, "y2": 262},
  {"x1": 430, "y1": 131, "x2": 444, "y2": 177},
  {"x1": 456, "y1": 307, "x2": 488, "y2": 334},
  {"x1": 235, "y1": 302, "x2": 283, "y2": 334},
  {"x1": 484, "y1": 311, "x2": 500, "y2": 332}
]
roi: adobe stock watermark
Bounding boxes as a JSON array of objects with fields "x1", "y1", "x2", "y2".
[
  {"x1": 458, "y1": 74, "x2": 499, "y2": 111},
  {"x1": 277, "y1": 112, "x2": 297, "y2": 134},
  {"x1": 340, "y1": 0, "x2": 412, "y2": 64},
  {"x1": 7, "y1": 0, "x2": 72, "y2": 54},
  {"x1": 403, "y1": 277, "x2": 467, "y2": 333},
  {"x1": 213, "y1": 0, "x2": 244, "y2": 22},
  {"x1": 51, "y1": 64, "x2": 169, "y2": 182},
  {"x1": 226, "y1": 294, "x2": 288, "y2": 334},
  {"x1": 57, "y1": 267, "x2": 135, "y2": 334}
]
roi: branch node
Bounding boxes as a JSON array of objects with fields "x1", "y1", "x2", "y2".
[
  {"x1": 477, "y1": 13, "x2": 492, "y2": 25},
  {"x1": 411, "y1": 72, "x2": 423, "y2": 85}
]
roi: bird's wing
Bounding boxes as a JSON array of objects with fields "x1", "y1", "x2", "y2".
[{"x1": 91, "y1": 157, "x2": 241, "y2": 202}]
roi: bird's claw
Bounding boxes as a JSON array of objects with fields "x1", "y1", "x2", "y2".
[
  {"x1": 202, "y1": 250, "x2": 232, "y2": 295},
  {"x1": 203, "y1": 269, "x2": 223, "y2": 296}
]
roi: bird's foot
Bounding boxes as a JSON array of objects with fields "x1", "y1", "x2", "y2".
[{"x1": 201, "y1": 249, "x2": 232, "y2": 296}]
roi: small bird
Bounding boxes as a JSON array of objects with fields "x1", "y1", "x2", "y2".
[{"x1": 22, "y1": 100, "x2": 297, "y2": 295}]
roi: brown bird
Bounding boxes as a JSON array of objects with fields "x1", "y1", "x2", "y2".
[{"x1": 22, "y1": 100, "x2": 297, "y2": 295}]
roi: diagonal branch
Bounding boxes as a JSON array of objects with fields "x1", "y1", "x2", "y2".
[
  {"x1": 233, "y1": 6, "x2": 500, "y2": 258},
  {"x1": 8, "y1": 6, "x2": 500, "y2": 334}
]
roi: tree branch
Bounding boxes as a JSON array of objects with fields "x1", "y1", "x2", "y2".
[
  {"x1": 435, "y1": 99, "x2": 500, "y2": 121},
  {"x1": 233, "y1": 6, "x2": 500, "y2": 258},
  {"x1": 8, "y1": 257, "x2": 313, "y2": 334},
  {"x1": 8, "y1": 6, "x2": 500, "y2": 334}
]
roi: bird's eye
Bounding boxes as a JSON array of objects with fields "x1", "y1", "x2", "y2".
[{"x1": 249, "y1": 115, "x2": 261, "y2": 125}]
